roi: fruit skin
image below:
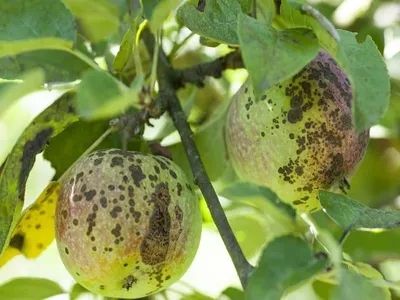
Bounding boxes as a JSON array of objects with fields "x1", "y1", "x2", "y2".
[
  {"x1": 55, "y1": 149, "x2": 202, "y2": 298},
  {"x1": 225, "y1": 51, "x2": 369, "y2": 212}
]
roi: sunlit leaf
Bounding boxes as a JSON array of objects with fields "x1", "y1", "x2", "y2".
[
  {"x1": 0, "y1": 182, "x2": 60, "y2": 267},
  {"x1": 0, "y1": 0, "x2": 76, "y2": 57},
  {"x1": 0, "y1": 278, "x2": 64, "y2": 300},
  {"x1": 0, "y1": 69, "x2": 45, "y2": 114},
  {"x1": 0, "y1": 92, "x2": 79, "y2": 258},
  {"x1": 63, "y1": 0, "x2": 120, "y2": 42},
  {"x1": 0, "y1": 49, "x2": 95, "y2": 83},
  {"x1": 76, "y1": 70, "x2": 143, "y2": 120},
  {"x1": 320, "y1": 191, "x2": 400, "y2": 232},
  {"x1": 177, "y1": 0, "x2": 242, "y2": 44},
  {"x1": 246, "y1": 235, "x2": 328, "y2": 300},
  {"x1": 237, "y1": 14, "x2": 318, "y2": 98}
]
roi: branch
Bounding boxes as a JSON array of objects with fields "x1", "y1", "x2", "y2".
[
  {"x1": 141, "y1": 29, "x2": 253, "y2": 288},
  {"x1": 174, "y1": 50, "x2": 244, "y2": 87}
]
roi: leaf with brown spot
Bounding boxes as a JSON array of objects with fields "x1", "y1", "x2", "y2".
[
  {"x1": 0, "y1": 92, "x2": 79, "y2": 258},
  {"x1": 0, "y1": 182, "x2": 61, "y2": 267}
]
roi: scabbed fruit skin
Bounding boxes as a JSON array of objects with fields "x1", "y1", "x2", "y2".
[
  {"x1": 55, "y1": 149, "x2": 202, "y2": 298},
  {"x1": 225, "y1": 50, "x2": 369, "y2": 212}
]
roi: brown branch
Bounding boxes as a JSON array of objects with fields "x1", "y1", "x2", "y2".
[
  {"x1": 141, "y1": 28, "x2": 253, "y2": 288},
  {"x1": 174, "y1": 50, "x2": 244, "y2": 88}
]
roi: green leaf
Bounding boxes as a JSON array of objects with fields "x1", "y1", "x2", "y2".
[
  {"x1": 147, "y1": 0, "x2": 182, "y2": 34},
  {"x1": 0, "y1": 49, "x2": 95, "y2": 82},
  {"x1": 0, "y1": 69, "x2": 45, "y2": 113},
  {"x1": 219, "y1": 182, "x2": 296, "y2": 220},
  {"x1": 332, "y1": 268, "x2": 390, "y2": 300},
  {"x1": 177, "y1": 0, "x2": 242, "y2": 44},
  {"x1": 43, "y1": 120, "x2": 111, "y2": 180},
  {"x1": 319, "y1": 190, "x2": 400, "y2": 232},
  {"x1": 257, "y1": 0, "x2": 276, "y2": 25},
  {"x1": 63, "y1": 0, "x2": 120, "y2": 42},
  {"x1": 246, "y1": 235, "x2": 328, "y2": 300},
  {"x1": 113, "y1": 28, "x2": 135, "y2": 73},
  {"x1": 237, "y1": 14, "x2": 319, "y2": 97},
  {"x1": 343, "y1": 229, "x2": 400, "y2": 262},
  {"x1": 76, "y1": 70, "x2": 143, "y2": 120},
  {"x1": 336, "y1": 30, "x2": 390, "y2": 131},
  {"x1": 0, "y1": 0, "x2": 76, "y2": 56},
  {"x1": 0, "y1": 277, "x2": 64, "y2": 300},
  {"x1": 221, "y1": 287, "x2": 244, "y2": 300},
  {"x1": 70, "y1": 283, "x2": 91, "y2": 300},
  {"x1": 0, "y1": 92, "x2": 79, "y2": 258},
  {"x1": 226, "y1": 209, "x2": 269, "y2": 258},
  {"x1": 280, "y1": 0, "x2": 339, "y2": 55}
]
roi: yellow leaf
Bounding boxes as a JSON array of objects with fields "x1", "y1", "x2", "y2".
[{"x1": 0, "y1": 182, "x2": 60, "y2": 267}]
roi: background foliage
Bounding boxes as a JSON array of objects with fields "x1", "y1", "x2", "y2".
[{"x1": 0, "y1": 0, "x2": 399, "y2": 299}]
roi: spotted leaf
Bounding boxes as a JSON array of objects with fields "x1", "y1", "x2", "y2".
[
  {"x1": 0, "y1": 92, "x2": 79, "y2": 258},
  {"x1": 0, "y1": 182, "x2": 61, "y2": 267}
]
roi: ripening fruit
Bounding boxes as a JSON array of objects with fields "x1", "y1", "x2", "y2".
[
  {"x1": 55, "y1": 149, "x2": 202, "y2": 298},
  {"x1": 225, "y1": 51, "x2": 369, "y2": 212}
]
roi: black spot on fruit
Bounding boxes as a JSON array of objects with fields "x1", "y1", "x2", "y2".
[
  {"x1": 140, "y1": 183, "x2": 171, "y2": 265},
  {"x1": 111, "y1": 157, "x2": 124, "y2": 168},
  {"x1": 129, "y1": 165, "x2": 146, "y2": 187}
]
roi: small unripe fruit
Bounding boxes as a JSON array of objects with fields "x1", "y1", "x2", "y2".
[
  {"x1": 225, "y1": 51, "x2": 369, "y2": 212},
  {"x1": 55, "y1": 149, "x2": 202, "y2": 298}
]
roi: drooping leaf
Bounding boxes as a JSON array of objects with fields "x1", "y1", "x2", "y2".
[
  {"x1": 319, "y1": 190, "x2": 400, "y2": 232},
  {"x1": 0, "y1": 49, "x2": 95, "y2": 82},
  {"x1": 219, "y1": 182, "x2": 296, "y2": 220},
  {"x1": 70, "y1": 283, "x2": 91, "y2": 300},
  {"x1": 0, "y1": 0, "x2": 76, "y2": 57},
  {"x1": 0, "y1": 278, "x2": 64, "y2": 300},
  {"x1": 0, "y1": 182, "x2": 60, "y2": 267},
  {"x1": 177, "y1": 0, "x2": 242, "y2": 44},
  {"x1": 332, "y1": 268, "x2": 390, "y2": 300},
  {"x1": 246, "y1": 235, "x2": 328, "y2": 300},
  {"x1": 336, "y1": 29, "x2": 390, "y2": 131},
  {"x1": 237, "y1": 14, "x2": 319, "y2": 98},
  {"x1": 0, "y1": 92, "x2": 79, "y2": 257},
  {"x1": 63, "y1": 0, "x2": 120, "y2": 42},
  {"x1": 0, "y1": 69, "x2": 45, "y2": 113},
  {"x1": 76, "y1": 70, "x2": 143, "y2": 120}
]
